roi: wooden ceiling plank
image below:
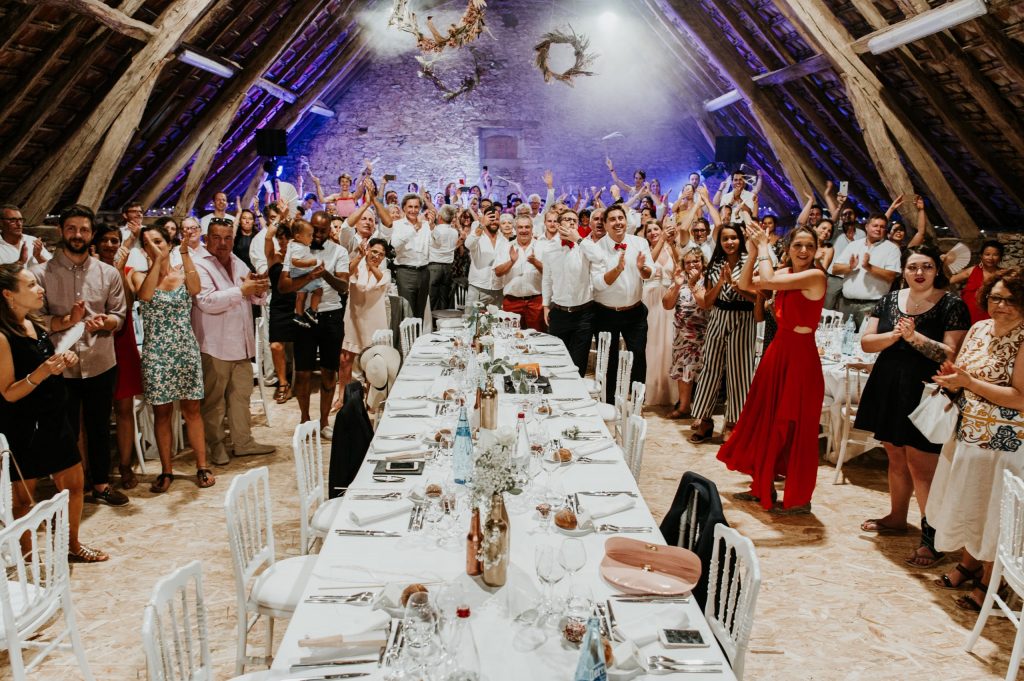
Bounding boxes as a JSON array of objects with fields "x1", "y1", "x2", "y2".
[
  {"x1": 138, "y1": 0, "x2": 331, "y2": 209},
  {"x1": 0, "y1": 17, "x2": 86, "y2": 129},
  {"x1": 13, "y1": 0, "x2": 157, "y2": 42},
  {"x1": 173, "y1": 95, "x2": 246, "y2": 218},
  {"x1": 0, "y1": 5, "x2": 40, "y2": 54},
  {"x1": 773, "y1": 0, "x2": 981, "y2": 238},
  {"x1": 14, "y1": 0, "x2": 218, "y2": 223},
  {"x1": 975, "y1": 15, "x2": 1024, "y2": 85}
]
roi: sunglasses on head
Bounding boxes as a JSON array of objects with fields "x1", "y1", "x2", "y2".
[{"x1": 209, "y1": 217, "x2": 232, "y2": 226}]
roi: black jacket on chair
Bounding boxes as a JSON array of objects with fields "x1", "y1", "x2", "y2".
[
  {"x1": 658, "y1": 471, "x2": 729, "y2": 608},
  {"x1": 329, "y1": 382, "x2": 373, "y2": 497}
]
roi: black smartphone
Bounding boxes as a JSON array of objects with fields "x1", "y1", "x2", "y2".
[
  {"x1": 384, "y1": 174, "x2": 396, "y2": 182},
  {"x1": 659, "y1": 629, "x2": 709, "y2": 648}
]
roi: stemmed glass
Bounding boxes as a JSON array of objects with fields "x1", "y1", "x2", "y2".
[
  {"x1": 535, "y1": 544, "x2": 567, "y2": 623},
  {"x1": 400, "y1": 591, "x2": 440, "y2": 675},
  {"x1": 559, "y1": 538, "x2": 588, "y2": 603}
]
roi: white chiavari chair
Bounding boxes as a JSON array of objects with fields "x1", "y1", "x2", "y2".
[
  {"x1": 292, "y1": 421, "x2": 343, "y2": 555},
  {"x1": 371, "y1": 329, "x2": 394, "y2": 348},
  {"x1": 252, "y1": 316, "x2": 271, "y2": 426},
  {"x1": 622, "y1": 414, "x2": 648, "y2": 481},
  {"x1": 705, "y1": 524, "x2": 761, "y2": 680},
  {"x1": 833, "y1": 363, "x2": 877, "y2": 484},
  {"x1": 597, "y1": 350, "x2": 633, "y2": 442},
  {"x1": 399, "y1": 317, "x2": 423, "y2": 359},
  {"x1": 584, "y1": 332, "x2": 611, "y2": 401}
]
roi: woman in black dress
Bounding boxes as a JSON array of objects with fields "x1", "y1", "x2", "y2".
[
  {"x1": 263, "y1": 219, "x2": 297, "y2": 403},
  {"x1": 855, "y1": 245, "x2": 970, "y2": 567},
  {"x1": 0, "y1": 263, "x2": 108, "y2": 562}
]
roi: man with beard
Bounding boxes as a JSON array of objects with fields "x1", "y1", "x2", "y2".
[
  {"x1": 278, "y1": 212, "x2": 349, "y2": 439},
  {"x1": 391, "y1": 194, "x2": 431, "y2": 318},
  {"x1": 33, "y1": 205, "x2": 128, "y2": 506},
  {"x1": 590, "y1": 204, "x2": 652, "y2": 404},
  {"x1": 465, "y1": 204, "x2": 506, "y2": 308}
]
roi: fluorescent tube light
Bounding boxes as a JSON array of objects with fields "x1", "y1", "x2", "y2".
[
  {"x1": 867, "y1": 0, "x2": 987, "y2": 55},
  {"x1": 310, "y1": 103, "x2": 335, "y2": 117},
  {"x1": 178, "y1": 48, "x2": 237, "y2": 78},
  {"x1": 704, "y1": 90, "x2": 743, "y2": 112}
]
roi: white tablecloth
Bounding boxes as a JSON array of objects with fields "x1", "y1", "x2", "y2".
[
  {"x1": 272, "y1": 331, "x2": 736, "y2": 680},
  {"x1": 821, "y1": 357, "x2": 878, "y2": 463}
]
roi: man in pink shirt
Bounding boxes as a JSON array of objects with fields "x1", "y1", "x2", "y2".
[{"x1": 192, "y1": 222, "x2": 274, "y2": 465}]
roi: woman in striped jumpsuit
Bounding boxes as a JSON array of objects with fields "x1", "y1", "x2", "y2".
[{"x1": 689, "y1": 224, "x2": 757, "y2": 443}]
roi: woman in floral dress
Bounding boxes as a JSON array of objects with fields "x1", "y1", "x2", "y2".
[
  {"x1": 662, "y1": 246, "x2": 708, "y2": 419},
  {"x1": 130, "y1": 225, "x2": 214, "y2": 493}
]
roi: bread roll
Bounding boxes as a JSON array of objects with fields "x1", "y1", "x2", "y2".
[
  {"x1": 400, "y1": 583, "x2": 428, "y2": 606},
  {"x1": 554, "y1": 508, "x2": 577, "y2": 530}
]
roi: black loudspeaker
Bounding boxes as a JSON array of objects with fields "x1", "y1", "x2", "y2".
[
  {"x1": 714, "y1": 136, "x2": 748, "y2": 166},
  {"x1": 254, "y1": 128, "x2": 287, "y2": 157}
]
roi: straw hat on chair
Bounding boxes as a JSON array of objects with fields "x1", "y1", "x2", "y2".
[{"x1": 358, "y1": 345, "x2": 402, "y2": 416}]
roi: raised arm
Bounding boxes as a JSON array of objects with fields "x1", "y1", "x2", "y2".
[
  {"x1": 606, "y1": 157, "x2": 633, "y2": 194},
  {"x1": 907, "y1": 194, "x2": 927, "y2": 248},
  {"x1": 796, "y1": 192, "x2": 814, "y2": 228}
]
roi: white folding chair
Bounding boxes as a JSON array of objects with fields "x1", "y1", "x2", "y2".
[
  {"x1": 1, "y1": 436, "x2": 12, "y2": 527},
  {"x1": 0, "y1": 490, "x2": 94, "y2": 681},
  {"x1": 753, "y1": 320, "x2": 766, "y2": 365},
  {"x1": 453, "y1": 282, "x2": 467, "y2": 310},
  {"x1": 399, "y1": 317, "x2": 423, "y2": 359},
  {"x1": 224, "y1": 467, "x2": 316, "y2": 675},
  {"x1": 598, "y1": 350, "x2": 633, "y2": 442},
  {"x1": 584, "y1": 332, "x2": 611, "y2": 400},
  {"x1": 252, "y1": 317, "x2": 271, "y2": 427},
  {"x1": 292, "y1": 421, "x2": 343, "y2": 555},
  {"x1": 819, "y1": 309, "x2": 843, "y2": 328},
  {"x1": 833, "y1": 363, "x2": 878, "y2": 484},
  {"x1": 142, "y1": 560, "x2": 274, "y2": 681},
  {"x1": 705, "y1": 524, "x2": 761, "y2": 680},
  {"x1": 372, "y1": 329, "x2": 394, "y2": 348},
  {"x1": 133, "y1": 398, "x2": 156, "y2": 465},
  {"x1": 622, "y1": 414, "x2": 648, "y2": 481},
  {"x1": 966, "y1": 470, "x2": 1024, "y2": 680}
]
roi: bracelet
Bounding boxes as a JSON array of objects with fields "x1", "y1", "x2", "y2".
[
  {"x1": 185, "y1": 270, "x2": 197, "y2": 275},
  {"x1": 756, "y1": 256, "x2": 771, "y2": 264},
  {"x1": 25, "y1": 373, "x2": 38, "y2": 387}
]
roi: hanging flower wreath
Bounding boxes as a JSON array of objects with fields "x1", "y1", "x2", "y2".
[
  {"x1": 533, "y1": 27, "x2": 596, "y2": 87},
  {"x1": 389, "y1": 0, "x2": 492, "y2": 54},
  {"x1": 415, "y1": 48, "x2": 485, "y2": 102}
]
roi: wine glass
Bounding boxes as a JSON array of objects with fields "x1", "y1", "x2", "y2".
[
  {"x1": 402, "y1": 591, "x2": 439, "y2": 657},
  {"x1": 559, "y1": 538, "x2": 588, "y2": 601},
  {"x1": 534, "y1": 544, "x2": 566, "y2": 623}
]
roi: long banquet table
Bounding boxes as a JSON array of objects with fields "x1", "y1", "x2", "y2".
[{"x1": 272, "y1": 329, "x2": 736, "y2": 680}]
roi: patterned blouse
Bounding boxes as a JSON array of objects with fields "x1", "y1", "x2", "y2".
[
  {"x1": 704, "y1": 254, "x2": 750, "y2": 304},
  {"x1": 956, "y1": 319, "x2": 1024, "y2": 452}
]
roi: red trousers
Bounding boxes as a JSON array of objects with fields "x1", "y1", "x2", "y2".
[{"x1": 503, "y1": 295, "x2": 546, "y2": 332}]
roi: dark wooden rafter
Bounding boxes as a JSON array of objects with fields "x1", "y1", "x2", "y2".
[
  {"x1": 137, "y1": 0, "x2": 332, "y2": 209},
  {"x1": 0, "y1": 4, "x2": 42, "y2": 54},
  {"x1": 12, "y1": 0, "x2": 157, "y2": 42}
]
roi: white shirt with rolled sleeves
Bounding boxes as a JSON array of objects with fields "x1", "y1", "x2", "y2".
[
  {"x1": 390, "y1": 218, "x2": 431, "y2": 267},
  {"x1": 465, "y1": 229, "x2": 507, "y2": 291},
  {"x1": 429, "y1": 223, "x2": 458, "y2": 264},
  {"x1": 541, "y1": 239, "x2": 595, "y2": 308},
  {"x1": 590, "y1": 234, "x2": 652, "y2": 308},
  {"x1": 312, "y1": 240, "x2": 350, "y2": 313},
  {"x1": 0, "y1": 235, "x2": 52, "y2": 265},
  {"x1": 531, "y1": 187, "x2": 556, "y2": 237},
  {"x1": 494, "y1": 240, "x2": 542, "y2": 297},
  {"x1": 836, "y1": 237, "x2": 901, "y2": 301},
  {"x1": 718, "y1": 189, "x2": 755, "y2": 222},
  {"x1": 191, "y1": 251, "x2": 267, "y2": 362}
]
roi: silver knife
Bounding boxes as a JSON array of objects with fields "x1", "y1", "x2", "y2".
[
  {"x1": 579, "y1": 491, "x2": 638, "y2": 497},
  {"x1": 605, "y1": 599, "x2": 624, "y2": 641},
  {"x1": 335, "y1": 529, "x2": 401, "y2": 537},
  {"x1": 290, "y1": 659, "x2": 378, "y2": 671},
  {"x1": 285, "y1": 673, "x2": 371, "y2": 680}
]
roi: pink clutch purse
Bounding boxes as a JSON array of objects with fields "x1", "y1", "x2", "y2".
[{"x1": 600, "y1": 537, "x2": 702, "y2": 595}]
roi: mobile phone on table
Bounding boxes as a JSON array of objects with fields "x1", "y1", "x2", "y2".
[
  {"x1": 838, "y1": 180, "x2": 849, "y2": 196},
  {"x1": 385, "y1": 460, "x2": 422, "y2": 472},
  {"x1": 659, "y1": 629, "x2": 710, "y2": 648}
]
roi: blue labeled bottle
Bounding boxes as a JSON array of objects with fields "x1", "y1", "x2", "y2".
[{"x1": 453, "y1": 405, "x2": 473, "y2": 485}]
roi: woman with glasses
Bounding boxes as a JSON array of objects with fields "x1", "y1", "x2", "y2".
[
  {"x1": 855, "y1": 245, "x2": 970, "y2": 567},
  {"x1": 927, "y1": 268, "x2": 1024, "y2": 611}
]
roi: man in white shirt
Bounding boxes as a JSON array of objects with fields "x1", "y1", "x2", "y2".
[
  {"x1": 494, "y1": 216, "x2": 544, "y2": 331},
  {"x1": 118, "y1": 201, "x2": 144, "y2": 250},
  {"x1": 200, "y1": 192, "x2": 235, "y2": 235},
  {"x1": 590, "y1": 204, "x2": 653, "y2": 403},
  {"x1": 390, "y1": 193, "x2": 431, "y2": 318},
  {"x1": 464, "y1": 205, "x2": 507, "y2": 308},
  {"x1": 542, "y1": 209, "x2": 597, "y2": 375},
  {"x1": 717, "y1": 171, "x2": 755, "y2": 224},
  {"x1": 832, "y1": 212, "x2": 901, "y2": 327},
  {"x1": 0, "y1": 204, "x2": 51, "y2": 265},
  {"x1": 685, "y1": 218, "x2": 715, "y2": 263},
  {"x1": 429, "y1": 205, "x2": 459, "y2": 310},
  {"x1": 530, "y1": 170, "x2": 557, "y2": 236}
]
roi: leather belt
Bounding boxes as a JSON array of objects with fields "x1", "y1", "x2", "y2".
[
  {"x1": 595, "y1": 301, "x2": 641, "y2": 313},
  {"x1": 396, "y1": 264, "x2": 427, "y2": 271},
  {"x1": 550, "y1": 301, "x2": 593, "y2": 314},
  {"x1": 505, "y1": 294, "x2": 540, "y2": 301}
]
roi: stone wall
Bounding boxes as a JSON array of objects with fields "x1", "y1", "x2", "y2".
[{"x1": 291, "y1": 1, "x2": 712, "y2": 203}]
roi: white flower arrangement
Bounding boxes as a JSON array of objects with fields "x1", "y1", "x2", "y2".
[{"x1": 470, "y1": 426, "x2": 519, "y2": 508}]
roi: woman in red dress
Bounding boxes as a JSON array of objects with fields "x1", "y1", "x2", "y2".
[
  {"x1": 949, "y1": 240, "x2": 1004, "y2": 325},
  {"x1": 717, "y1": 225, "x2": 826, "y2": 513}
]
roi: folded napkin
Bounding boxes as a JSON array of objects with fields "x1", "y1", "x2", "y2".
[
  {"x1": 348, "y1": 500, "x2": 415, "y2": 527},
  {"x1": 582, "y1": 496, "x2": 636, "y2": 520},
  {"x1": 567, "y1": 439, "x2": 616, "y2": 456},
  {"x1": 557, "y1": 398, "x2": 598, "y2": 412},
  {"x1": 616, "y1": 605, "x2": 689, "y2": 647},
  {"x1": 382, "y1": 451, "x2": 426, "y2": 462},
  {"x1": 549, "y1": 365, "x2": 580, "y2": 377},
  {"x1": 372, "y1": 438, "x2": 427, "y2": 454},
  {"x1": 300, "y1": 610, "x2": 391, "y2": 648},
  {"x1": 387, "y1": 399, "x2": 428, "y2": 412},
  {"x1": 412, "y1": 348, "x2": 448, "y2": 358}
]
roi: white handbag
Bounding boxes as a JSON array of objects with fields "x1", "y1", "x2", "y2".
[{"x1": 909, "y1": 383, "x2": 958, "y2": 444}]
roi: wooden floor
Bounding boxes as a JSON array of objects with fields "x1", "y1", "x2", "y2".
[{"x1": 1, "y1": 394, "x2": 1018, "y2": 680}]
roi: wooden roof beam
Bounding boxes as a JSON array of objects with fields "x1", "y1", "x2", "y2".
[
  {"x1": 138, "y1": 0, "x2": 331, "y2": 209},
  {"x1": 0, "y1": 4, "x2": 40, "y2": 53},
  {"x1": 13, "y1": 0, "x2": 157, "y2": 42},
  {"x1": 704, "y1": 53, "x2": 831, "y2": 108},
  {"x1": 13, "y1": 0, "x2": 217, "y2": 223}
]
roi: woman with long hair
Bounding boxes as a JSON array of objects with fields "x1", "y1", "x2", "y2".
[
  {"x1": 855, "y1": 245, "x2": 970, "y2": 567},
  {"x1": 949, "y1": 240, "x2": 1004, "y2": 325},
  {"x1": 663, "y1": 246, "x2": 708, "y2": 419},
  {"x1": 640, "y1": 220, "x2": 675, "y2": 405},
  {"x1": 130, "y1": 225, "x2": 214, "y2": 492},
  {"x1": 0, "y1": 263, "x2": 108, "y2": 562},
  {"x1": 233, "y1": 208, "x2": 259, "y2": 271},
  {"x1": 92, "y1": 224, "x2": 144, "y2": 489},
  {"x1": 719, "y1": 226, "x2": 826, "y2": 512},
  {"x1": 689, "y1": 224, "x2": 756, "y2": 443}
]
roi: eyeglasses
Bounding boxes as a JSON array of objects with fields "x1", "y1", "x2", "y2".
[
  {"x1": 987, "y1": 295, "x2": 1016, "y2": 307},
  {"x1": 1, "y1": 217, "x2": 24, "y2": 223},
  {"x1": 209, "y1": 217, "x2": 233, "y2": 226},
  {"x1": 905, "y1": 264, "x2": 936, "y2": 274}
]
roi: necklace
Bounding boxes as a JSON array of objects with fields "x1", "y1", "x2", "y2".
[{"x1": 905, "y1": 290, "x2": 934, "y2": 314}]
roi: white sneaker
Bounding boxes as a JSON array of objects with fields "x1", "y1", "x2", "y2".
[{"x1": 321, "y1": 426, "x2": 333, "y2": 440}]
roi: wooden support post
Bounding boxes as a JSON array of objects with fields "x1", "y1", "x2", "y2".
[
  {"x1": 13, "y1": 0, "x2": 217, "y2": 223},
  {"x1": 172, "y1": 94, "x2": 246, "y2": 218},
  {"x1": 138, "y1": 0, "x2": 328, "y2": 209},
  {"x1": 14, "y1": 0, "x2": 157, "y2": 42},
  {"x1": 772, "y1": 0, "x2": 982, "y2": 238}
]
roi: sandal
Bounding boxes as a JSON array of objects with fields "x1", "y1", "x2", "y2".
[
  {"x1": 68, "y1": 544, "x2": 109, "y2": 563},
  {"x1": 906, "y1": 516, "x2": 946, "y2": 568},
  {"x1": 196, "y1": 468, "x2": 216, "y2": 489},
  {"x1": 667, "y1": 408, "x2": 690, "y2": 419},
  {"x1": 273, "y1": 383, "x2": 292, "y2": 404},
  {"x1": 150, "y1": 473, "x2": 174, "y2": 494},
  {"x1": 721, "y1": 422, "x2": 736, "y2": 443},
  {"x1": 770, "y1": 502, "x2": 812, "y2": 515},
  {"x1": 732, "y1": 491, "x2": 760, "y2": 502},
  {"x1": 860, "y1": 518, "x2": 909, "y2": 535},
  {"x1": 935, "y1": 563, "x2": 983, "y2": 590},
  {"x1": 955, "y1": 586, "x2": 987, "y2": 612},
  {"x1": 688, "y1": 420, "x2": 714, "y2": 444},
  {"x1": 118, "y1": 464, "x2": 138, "y2": 490}
]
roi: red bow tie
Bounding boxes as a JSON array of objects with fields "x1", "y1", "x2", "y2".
[
  {"x1": 613, "y1": 243, "x2": 628, "y2": 251},
  {"x1": 561, "y1": 239, "x2": 575, "y2": 249}
]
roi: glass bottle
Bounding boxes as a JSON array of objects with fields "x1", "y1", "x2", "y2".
[
  {"x1": 453, "y1": 406, "x2": 473, "y2": 485},
  {"x1": 466, "y1": 507, "x2": 483, "y2": 576}
]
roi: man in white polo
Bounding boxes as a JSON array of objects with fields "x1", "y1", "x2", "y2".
[
  {"x1": 494, "y1": 215, "x2": 544, "y2": 331},
  {"x1": 832, "y1": 212, "x2": 901, "y2": 327}
]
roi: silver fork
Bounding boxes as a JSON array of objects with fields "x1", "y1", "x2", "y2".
[
  {"x1": 597, "y1": 524, "x2": 652, "y2": 533},
  {"x1": 348, "y1": 492, "x2": 403, "y2": 500}
]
